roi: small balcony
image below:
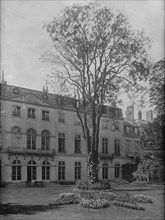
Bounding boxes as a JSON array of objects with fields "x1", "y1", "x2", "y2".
[
  {"x1": 7, "y1": 146, "x2": 55, "y2": 156},
  {"x1": 99, "y1": 153, "x2": 114, "y2": 159}
]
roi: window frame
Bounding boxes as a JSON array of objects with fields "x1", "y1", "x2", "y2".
[
  {"x1": 58, "y1": 133, "x2": 65, "y2": 153},
  {"x1": 102, "y1": 137, "x2": 108, "y2": 154},
  {"x1": 27, "y1": 128, "x2": 36, "y2": 150},
  {"x1": 114, "y1": 139, "x2": 120, "y2": 156},
  {"x1": 42, "y1": 110, "x2": 49, "y2": 121},
  {"x1": 58, "y1": 161, "x2": 65, "y2": 180},
  {"x1": 75, "y1": 161, "x2": 81, "y2": 180},
  {"x1": 102, "y1": 163, "x2": 108, "y2": 179},
  {"x1": 12, "y1": 105, "x2": 21, "y2": 117},
  {"x1": 74, "y1": 134, "x2": 81, "y2": 154},
  {"x1": 28, "y1": 108, "x2": 36, "y2": 119}
]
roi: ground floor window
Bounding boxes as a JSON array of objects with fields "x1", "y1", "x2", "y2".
[
  {"x1": 27, "y1": 160, "x2": 37, "y2": 181},
  {"x1": 75, "y1": 162, "x2": 81, "y2": 180},
  {"x1": 12, "y1": 160, "x2": 22, "y2": 180},
  {"x1": 42, "y1": 161, "x2": 50, "y2": 180},
  {"x1": 115, "y1": 163, "x2": 120, "y2": 178},
  {"x1": 58, "y1": 161, "x2": 65, "y2": 180},
  {"x1": 102, "y1": 163, "x2": 108, "y2": 179}
]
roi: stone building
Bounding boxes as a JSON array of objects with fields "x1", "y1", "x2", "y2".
[{"x1": 0, "y1": 81, "x2": 139, "y2": 183}]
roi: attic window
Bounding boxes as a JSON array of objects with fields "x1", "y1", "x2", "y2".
[
  {"x1": 13, "y1": 88, "x2": 19, "y2": 94},
  {"x1": 42, "y1": 93, "x2": 48, "y2": 100}
]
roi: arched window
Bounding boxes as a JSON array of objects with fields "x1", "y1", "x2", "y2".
[
  {"x1": 42, "y1": 161, "x2": 50, "y2": 180},
  {"x1": 41, "y1": 130, "x2": 50, "y2": 150},
  {"x1": 12, "y1": 159, "x2": 22, "y2": 181},
  {"x1": 11, "y1": 127, "x2": 21, "y2": 147},
  {"x1": 75, "y1": 162, "x2": 81, "y2": 180},
  {"x1": 115, "y1": 163, "x2": 120, "y2": 178},
  {"x1": 27, "y1": 160, "x2": 37, "y2": 181},
  {"x1": 27, "y1": 129, "x2": 36, "y2": 150},
  {"x1": 102, "y1": 163, "x2": 108, "y2": 179},
  {"x1": 58, "y1": 161, "x2": 65, "y2": 180}
]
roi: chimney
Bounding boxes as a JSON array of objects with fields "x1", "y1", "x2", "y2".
[
  {"x1": 138, "y1": 110, "x2": 142, "y2": 120},
  {"x1": 125, "y1": 105, "x2": 134, "y2": 122},
  {"x1": 146, "y1": 110, "x2": 153, "y2": 122},
  {"x1": 0, "y1": 70, "x2": 7, "y2": 84}
]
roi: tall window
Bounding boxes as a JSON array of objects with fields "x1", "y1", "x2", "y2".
[
  {"x1": 58, "y1": 112, "x2": 65, "y2": 123},
  {"x1": 28, "y1": 108, "x2": 36, "y2": 119},
  {"x1": 41, "y1": 130, "x2": 50, "y2": 150},
  {"x1": 75, "y1": 162, "x2": 81, "y2": 180},
  {"x1": 42, "y1": 161, "x2": 50, "y2": 180},
  {"x1": 12, "y1": 160, "x2": 22, "y2": 181},
  {"x1": 102, "y1": 163, "x2": 108, "y2": 179},
  {"x1": 115, "y1": 121, "x2": 120, "y2": 131},
  {"x1": 58, "y1": 133, "x2": 65, "y2": 153},
  {"x1": 114, "y1": 139, "x2": 120, "y2": 156},
  {"x1": 125, "y1": 140, "x2": 131, "y2": 155},
  {"x1": 102, "y1": 138, "x2": 108, "y2": 154},
  {"x1": 11, "y1": 127, "x2": 21, "y2": 147},
  {"x1": 12, "y1": 106, "x2": 21, "y2": 117},
  {"x1": 58, "y1": 161, "x2": 65, "y2": 180},
  {"x1": 115, "y1": 163, "x2": 120, "y2": 178},
  {"x1": 27, "y1": 129, "x2": 36, "y2": 149},
  {"x1": 42, "y1": 110, "x2": 49, "y2": 121},
  {"x1": 75, "y1": 134, "x2": 81, "y2": 154},
  {"x1": 27, "y1": 160, "x2": 37, "y2": 181},
  {"x1": 134, "y1": 127, "x2": 139, "y2": 135}
]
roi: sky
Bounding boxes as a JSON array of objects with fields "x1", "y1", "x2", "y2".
[{"x1": 1, "y1": 0, "x2": 164, "y2": 117}]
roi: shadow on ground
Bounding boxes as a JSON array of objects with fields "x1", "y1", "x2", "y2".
[{"x1": 0, "y1": 203, "x2": 60, "y2": 215}]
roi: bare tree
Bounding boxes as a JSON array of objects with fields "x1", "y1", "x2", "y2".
[{"x1": 42, "y1": 3, "x2": 151, "y2": 183}]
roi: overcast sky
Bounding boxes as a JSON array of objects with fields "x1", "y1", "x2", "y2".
[{"x1": 1, "y1": 0, "x2": 164, "y2": 116}]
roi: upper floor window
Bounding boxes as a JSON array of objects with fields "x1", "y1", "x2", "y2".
[
  {"x1": 41, "y1": 130, "x2": 50, "y2": 150},
  {"x1": 74, "y1": 116, "x2": 81, "y2": 126},
  {"x1": 58, "y1": 112, "x2": 65, "y2": 123},
  {"x1": 115, "y1": 121, "x2": 120, "y2": 131},
  {"x1": 28, "y1": 108, "x2": 36, "y2": 119},
  {"x1": 125, "y1": 140, "x2": 131, "y2": 155},
  {"x1": 134, "y1": 127, "x2": 139, "y2": 135},
  {"x1": 58, "y1": 133, "x2": 65, "y2": 153},
  {"x1": 102, "y1": 119, "x2": 109, "y2": 130},
  {"x1": 11, "y1": 127, "x2": 21, "y2": 147},
  {"x1": 75, "y1": 134, "x2": 81, "y2": 154},
  {"x1": 27, "y1": 128, "x2": 36, "y2": 150},
  {"x1": 12, "y1": 106, "x2": 21, "y2": 117},
  {"x1": 102, "y1": 138, "x2": 108, "y2": 154},
  {"x1": 114, "y1": 139, "x2": 120, "y2": 156},
  {"x1": 42, "y1": 110, "x2": 49, "y2": 121}
]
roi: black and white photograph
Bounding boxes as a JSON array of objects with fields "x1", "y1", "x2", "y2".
[{"x1": 0, "y1": 0, "x2": 164, "y2": 219}]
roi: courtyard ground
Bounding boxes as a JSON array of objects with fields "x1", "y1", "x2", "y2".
[{"x1": 0, "y1": 182, "x2": 164, "y2": 220}]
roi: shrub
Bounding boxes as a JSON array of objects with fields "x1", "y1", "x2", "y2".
[
  {"x1": 111, "y1": 178, "x2": 129, "y2": 184},
  {"x1": 116, "y1": 192, "x2": 137, "y2": 204},
  {"x1": 132, "y1": 194, "x2": 153, "y2": 203},
  {"x1": 80, "y1": 198, "x2": 110, "y2": 209},
  {"x1": 76, "y1": 179, "x2": 111, "y2": 190},
  {"x1": 111, "y1": 201, "x2": 145, "y2": 210},
  {"x1": 79, "y1": 190, "x2": 116, "y2": 201},
  {"x1": 49, "y1": 193, "x2": 80, "y2": 206}
]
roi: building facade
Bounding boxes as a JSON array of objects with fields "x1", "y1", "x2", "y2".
[{"x1": 0, "y1": 82, "x2": 139, "y2": 183}]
